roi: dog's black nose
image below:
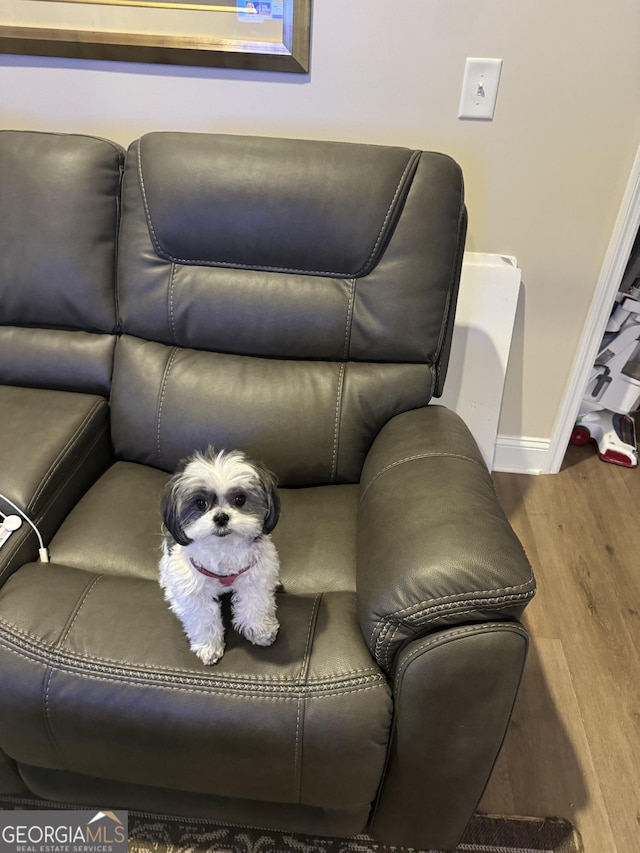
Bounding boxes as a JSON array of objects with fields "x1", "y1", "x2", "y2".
[{"x1": 214, "y1": 512, "x2": 229, "y2": 527}]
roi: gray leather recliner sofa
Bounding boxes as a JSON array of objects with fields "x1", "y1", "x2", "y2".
[{"x1": 0, "y1": 129, "x2": 535, "y2": 852}]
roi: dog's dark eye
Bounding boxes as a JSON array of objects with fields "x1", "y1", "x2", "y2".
[
  {"x1": 195, "y1": 498, "x2": 208, "y2": 511},
  {"x1": 233, "y1": 494, "x2": 246, "y2": 508}
]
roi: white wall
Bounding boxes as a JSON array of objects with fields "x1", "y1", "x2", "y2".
[{"x1": 1, "y1": 0, "x2": 639, "y2": 449}]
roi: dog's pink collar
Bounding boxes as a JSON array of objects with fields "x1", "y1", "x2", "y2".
[{"x1": 190, "y1": 557, "x2": 256, "y2": 587}]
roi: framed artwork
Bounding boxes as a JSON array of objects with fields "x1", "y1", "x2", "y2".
[{"x1": 0, "y1": 0, "x2": 310, "y2": 71}]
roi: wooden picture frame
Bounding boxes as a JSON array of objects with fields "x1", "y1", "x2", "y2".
[{"x1": 0, "y1": 0, "x2": 310, "y2": 71}]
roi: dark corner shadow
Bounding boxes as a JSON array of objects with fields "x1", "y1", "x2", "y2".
[
  {"x1": 483, "y1": 636, "x2": 590, "y2": 823},
  {"x1": 560, "y1": 441, "x2": 600, "y2": 472}
]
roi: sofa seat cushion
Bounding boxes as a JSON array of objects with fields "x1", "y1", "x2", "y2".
[
  {"x1": 0, "y1": 563, "x2": 391, "y2": 809},
  {"x1": 48, "y1": 461, "x2": 359, "y2": 592},
  {"x1": 0, "y1": 385, "x2": 112, "y2": 581}
]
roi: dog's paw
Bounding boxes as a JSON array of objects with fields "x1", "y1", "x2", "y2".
[
  {"x1": 192, "y1": 641, "x2": 225, "y2": 665},
  {"x1": 243, "y1": 620, "x2": 279, "y2": 648}
]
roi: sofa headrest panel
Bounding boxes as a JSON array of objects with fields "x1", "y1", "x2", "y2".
[
  {"x1": 136, "y1": 132, "x2": 421, "y2": 277},
  {"x1": 115, "y1": 131, "x2": 467, "y2": 481},
  {"x1": 0, "y1": 130, "x2": 123, "y2": 395},
  {"x1": 0, "y1": 130, "x2": 123, "y2": 333}
]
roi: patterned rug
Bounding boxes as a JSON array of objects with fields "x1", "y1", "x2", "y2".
[
  {"x1": 0, "y1": 798, "x2": 582, "y2": 853},
  {"x1": 127, "y1": 812, "x2": 582, "y2": 853}
]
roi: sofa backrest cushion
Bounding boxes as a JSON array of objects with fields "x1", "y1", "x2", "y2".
[
  {"x1": 0, "y1": 131, "x2": 124, "y2": 395},
  {"x1": 113, "y1": 132, "x2": 466, "y2": 485}
]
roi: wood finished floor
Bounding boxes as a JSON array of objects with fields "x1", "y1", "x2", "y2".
[{"x1": 479, "y1": 441, "x2": 640, "y2": 853}]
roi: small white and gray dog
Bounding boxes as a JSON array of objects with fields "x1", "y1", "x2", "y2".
[{"x1": 159, "y1": 447, "x2": 281, "y2": 665}]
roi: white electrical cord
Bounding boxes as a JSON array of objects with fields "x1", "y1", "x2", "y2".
[{"x1": 0, "y1": 492, "x2": 49, "y2": 562}]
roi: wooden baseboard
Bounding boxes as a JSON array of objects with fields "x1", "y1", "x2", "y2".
[{"x1": 492, "y1": 435, "x2": 552, "y2": 475}]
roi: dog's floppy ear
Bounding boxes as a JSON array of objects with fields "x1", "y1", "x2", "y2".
[
  {"x1": 256, "y1": 463, "x2": 280, "y2": 535},
  {"x1": 161, "y1": 471, "x2": 192, "y2": 547}
]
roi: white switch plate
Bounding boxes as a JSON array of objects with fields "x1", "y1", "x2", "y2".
[{"x1": 458, "y1": 58, "x2": 503, "y2": 120}]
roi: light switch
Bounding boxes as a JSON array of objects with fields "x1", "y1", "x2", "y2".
[{"x1": 458, "y1": 58, "x2": 503, "y2": 120}]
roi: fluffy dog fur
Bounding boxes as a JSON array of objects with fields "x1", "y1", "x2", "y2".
[{"x1": 159, "y1": 447, "x2": 281, "y2": 665}]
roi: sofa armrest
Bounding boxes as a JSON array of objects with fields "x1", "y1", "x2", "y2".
[
  {"x1": 357, "y1": 406, "x2": 535, "y2": 673},
  {"x1": 0, "y1": 386, "x2": 113, "y2": 585}
]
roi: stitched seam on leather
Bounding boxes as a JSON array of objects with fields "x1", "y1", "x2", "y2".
[
  {"x1": 37, "y1": 424, "x2": 110, "y2": 519},
  {"x1": 371, "y1": 599, "x2": 526, "y2": 670},
  {"x1": 294, "y1": 698, "x2": 304, "y2": 801},
  {"x1": 156, "y1": 347, "x2": 178, "y2": 467},
  {"x1": 138, "y1": 142, "x2": 419, "y2": 279},
  {"x1": 373, "y1": 620, "x2": 397, "y2": 671},
  {"x1": 0, "y1": 625, "x2": 384, "y2": 694},
  {"x1": 393, "y1": 622, "x2": 526, "y2": 695},
  {"x1": 137, "y1": 141, "x2": 163, "y2": 254},
  {"x1": 372, "y1": 591, "x2": 535, "y2": 668},
  {"x1": 0, "y1": 640, "x2": 386, "y2": 700},
  {"x1": 358, "y1": 151, "x2": 420, "y2": 275},
  {"x1": 294, "y1": 594, "x2": 320, "y2": 803},
  {"x1": 113, "y1": 160, "x2": 124, "y2": 331},
  {"x1": 360, "y1": 451, "x2": 484, "y2": 503},
  {"x1": 388, "y1": 581, "x2": 534, "y2": 622},
  {"x1": 59, "y1": 576, "x2": 104, "y2": 648},
  {"x1": 297, "y1": 595, "x2": 321, "y2": 684},
  {"x1": 168, "y1": 263, "x2": 178, "y2": 344},
  {"x1": 383, "y1": 582, "x2": 535, "y2": 621},
  {"x1": 343, "y1": 278, "x2": 357, "y2": 360},
  {"x1": 31, "y1": 422, "x2": 109, "y2": 517},
  {"x1": 372, "y1": 588, "x2": 535, "y2": 663},
  {"x1": 0, "y1": 619, "x2": 380, "y2": 683},
  {"x1": 145, "y1": 258, "x2": 364, "y2": 278},
  {"x1": 331, "y1": 364, "x2": 346, "y2": 483},
  {"x1": 42, "y1": 575, "x2": 103, "y2": 772},
  {"x1": 28, "y1": 400, "x2": 107, "y2": 512},
  {"x1": 42, "y1": 669, "x2": 66, "y2": 771},
  {"x1": 397, "y1": 625, "x2": 493, "y2": 679}
]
